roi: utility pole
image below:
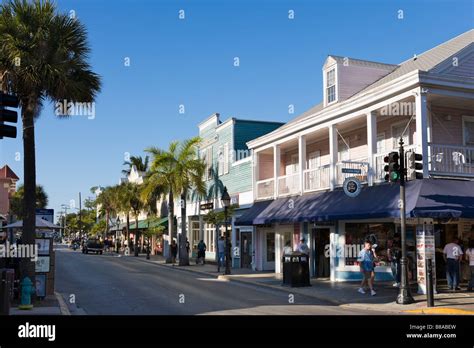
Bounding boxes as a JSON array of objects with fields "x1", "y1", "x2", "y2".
[
  {"x1": 79, "y1": 192, "x2": 82, "y2": 239},
  {"x1": 396, "y1": 138, "x2": 415, "y2": 304}
]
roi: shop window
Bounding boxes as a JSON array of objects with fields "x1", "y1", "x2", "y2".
[{"x1": 344, "y1": 223, "x2": 395, "y2": 266}]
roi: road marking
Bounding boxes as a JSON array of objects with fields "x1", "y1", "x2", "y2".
[
  {"x1": 55, "y1": 292, "x2": 71, "y2": 316},
  {"x1": 196, "y1": 278, "x2": 229, "y2": 282},
  {"x1": 404, "y1": 308, "x2": 474, "y2": 315}
]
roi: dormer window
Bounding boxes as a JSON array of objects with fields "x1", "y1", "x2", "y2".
[{"x1": 326, "y1": 68, "x2": 336, "y2": 104}]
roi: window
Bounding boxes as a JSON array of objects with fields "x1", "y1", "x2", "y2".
[
  {"x1": 344, "y1": 223, "x2": 396, "y2": 266},
  {"x1": 463, "y1": 116, "x2": 474, "y2": 146},
  {"x1": 205, "y1": 223, "x2": 215, "y2": 253},
  {"x1": 218, "y1": 146, "x2": 224, "y2": 176},
  {"x1": 326, "y1": 68, "x2": 336, "y2": 104},
  {"x1": 391, "y1": 122, "x2": 410, "y2": 149},
  {"x1": 202, "y1": 147, "x2": 213, "y2": 180},
  {"x1": 223, "y1": 143, "x2": 230, "y2": 174}
]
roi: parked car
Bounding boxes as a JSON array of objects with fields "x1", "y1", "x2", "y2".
[{"x1": 82, "y1": 238, "x2": 104, "y2": 254}]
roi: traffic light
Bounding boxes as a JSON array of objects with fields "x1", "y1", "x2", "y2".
[
  {"x1": 383, "y1": 151, "x2": 400, "y2": 182},
  {"x1": 409, "y1": 152, "x2": 424, "y2": 179},
  {"x1": 0, "y1": 92, "x2": 19, "y2": 139}
]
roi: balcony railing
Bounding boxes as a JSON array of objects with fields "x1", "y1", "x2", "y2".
[
  {"x1": 303, "y1": 164, "x2": 331, "y2": 192},
  {"x1": 428, "y1": 143, "x2": 474, "y2": 176},
  {"x1": 336, "y1": 159, "x2": 369, "y2": 185},
  {"x1": 256, "y1": 178, "x2": 274, "y2": 200},
  {"x1": 278, "y1": 172, "x2": 300, "y2": 196}
]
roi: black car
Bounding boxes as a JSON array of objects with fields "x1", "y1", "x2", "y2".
[{"x1": 82, "y1": 239, "x2": 104, "y2": 254}]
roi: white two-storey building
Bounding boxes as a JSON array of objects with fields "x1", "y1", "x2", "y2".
[{"x1": 237, "y1": 30, "x2": 474, "y2": 284}]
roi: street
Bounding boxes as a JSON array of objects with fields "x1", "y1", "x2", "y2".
[{"x1": 55, "y1": 245, "x2": 383, "y2": 315}]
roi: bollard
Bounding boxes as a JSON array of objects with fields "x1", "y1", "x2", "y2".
[{"x1": 426, "y1": 258, "x2": 434, "y2": 307}]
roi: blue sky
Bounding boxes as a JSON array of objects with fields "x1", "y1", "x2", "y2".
[{"x1": 0, "y1": 0, "x2": 472, "y2": 219}]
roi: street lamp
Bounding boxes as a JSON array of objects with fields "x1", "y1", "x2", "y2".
[
  {"x1": 115, "y1": 217, "x2": 120, "y2": 254},
  {"x1": 221, "y1": 186, "x2": 231, "y2": 275}
]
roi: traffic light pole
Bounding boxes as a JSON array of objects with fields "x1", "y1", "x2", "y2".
[{"x1": 396, "y1": 138, "x2": 415, "y2": 304}]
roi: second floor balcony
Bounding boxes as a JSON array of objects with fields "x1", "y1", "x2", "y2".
[{"x1": 253, "y1": 92, "x2": 474, "y2": 201}]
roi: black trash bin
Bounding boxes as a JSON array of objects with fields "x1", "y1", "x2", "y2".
[
  {"x1": 0, "y1": 269, "x2": 14, "y2": 316},
  {"x1": 282, "y1": 252, "x2": 311, "y2": 287}
]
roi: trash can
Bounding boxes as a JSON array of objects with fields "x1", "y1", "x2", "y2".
[
  {"x1": 282, "y1": 252, "x2": 311, "y2": 287},
  {"x1": 0, "y1": 268, "x2": 14, "y2": 315}
]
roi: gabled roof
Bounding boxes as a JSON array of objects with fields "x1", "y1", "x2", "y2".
[
  {"x1": 352, "y1": 29, "x2": 474, "y2": 98},
  {"x1": 0, "y1": 165, "x2": 19, "y2": 181},
  {"x1": 265, "y1": 29, "x2": 474, "y2": 137},
  {"x1": 324, "y1": 55, "x2": 398, "y2": 71}
]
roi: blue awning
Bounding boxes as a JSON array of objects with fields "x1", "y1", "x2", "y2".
[
  {"x1": 235, "y1": 200, "x2": 274, "y2": 225},
  {"x1": 240, "y1": 179, "x2": 474, "y2": 224}
]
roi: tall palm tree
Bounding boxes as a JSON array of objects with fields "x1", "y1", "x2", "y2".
[
  {"x1": 95, "y1": 186, "x2": 119, "y2": 238},
  {"x1": 0, "y1": 0, "x2": 101, "y2": 282},
  {"x1": 207, "y1": 165, "x2": 225, "y2": 262},
  {"x1": 144, "y1": 137, "x2": 206, "y2": 265},
  {"x1": 122, "y1": 155, "x2": 149, "y2": 176},
  {"x1": 9, "y1": 184, "x2": 49, "y2": 220},
  {"x1": 125, "y1": 182, "x2": 144, "y2": 257}
]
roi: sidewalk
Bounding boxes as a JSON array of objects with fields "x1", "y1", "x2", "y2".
[
  {"x1": 9, "y1": 292, "x2": 70, "y2": 315},
  {"x1": 131, "y1": 253, "x2": 474, "y2": 315}
]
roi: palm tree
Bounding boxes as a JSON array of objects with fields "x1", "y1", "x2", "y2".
[
  {"x1": 125, "y1": 182, "x2": 144, "y2": 257},
  {"x1": 116, "y1": 182, "x2": 133, "y2": 249},
  {"x1": 207, "y1": 165, "x2": 225, "y2": 262},
  {"x1": 0, "y1": 0, "x2": 101, "y2": 283},
  {"x1": 95, "y1": 186, "x2": 119, "y2": 238},
  {"x1": 144, "y1": 137, "x2": 206, "y2": 265},
  {"x1": 122, "y1": 155, "x2": 149, "y2": 176},
  {"x1": 9, "y1": 184, "x2": 49, "y2": 220}
]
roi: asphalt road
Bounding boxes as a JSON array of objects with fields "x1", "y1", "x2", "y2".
[{"x1": 55, "y1": 245, "x2": 382, "y2": 315}]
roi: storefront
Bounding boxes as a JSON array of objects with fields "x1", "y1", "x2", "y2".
[{"x1": 237, "y1": 178, "x2": 474, "y2": 284}]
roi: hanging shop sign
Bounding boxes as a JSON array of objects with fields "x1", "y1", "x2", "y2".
[{"x1": 343, "y1": 177, "x2": 362, "y2": 198}]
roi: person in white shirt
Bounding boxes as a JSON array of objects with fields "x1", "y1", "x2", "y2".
[
  {"x1": 283, "y1": 241, "x2": 293, "y2": 256},
  {"x1": 465, "y1": 240, "x2": 474, "y2": 292},
  {"x1": 443, "y1": 237, "x2": 463, "y2": 291},
  {"x1": 297, "y1": 238, "x2": 309, "y2": 255}
]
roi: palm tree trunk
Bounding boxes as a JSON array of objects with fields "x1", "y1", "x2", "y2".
[
  {"x1": 126, "y1": 213, "x2": 130, "y2": 253},
  {"x1": 179, "y1": 191, "x2": 189, "y2": 266},
  {"x1": 166, "y1": 191, "x2": 174, "y2": 263},
  {"x1": 134, "y1": 216, "x2": 139, "y2": 256},
  {"x1": 20, "y1": 107, "x2": 36, "y2": 297}
]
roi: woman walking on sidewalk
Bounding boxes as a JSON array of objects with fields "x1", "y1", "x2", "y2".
[{"x1": 358, "y1": 241, "x2": 377, "y2": 296}]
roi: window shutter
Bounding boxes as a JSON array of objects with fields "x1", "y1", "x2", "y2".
[{"x1": 224, "y1": 143, "x2": 230, "y2": 174}]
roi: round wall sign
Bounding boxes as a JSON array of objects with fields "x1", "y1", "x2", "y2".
[{"x1": 343, "y1": 177, "x2": 362, "y2": 198}]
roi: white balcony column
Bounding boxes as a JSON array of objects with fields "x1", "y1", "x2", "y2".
[
  {"x1": 415, "y1": 89, "x2": 429, "y2": 178},
  {"x1": 273, "y1": 144, "x2": 280, "y2": 198},
  {"x1": 298, "y1": 134, "x2": 306, "y2": 194},
  {"x1": 329, "y1": 124, "x2": 338, "y2": 191},
  {"x1": 253, "y1": 150, "x2": 259, "y2": 200},
  {"x1": 366, "y1": 111, "x2": 377, "y2": 186}
]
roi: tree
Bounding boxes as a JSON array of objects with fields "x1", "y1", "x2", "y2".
[
  {"x1": 144, "y1": 137, "x2": 206, "y2": 265},
  {"x1": 9, "y1": 184, "x2": 48, "y2": 220},
  {"x1": 122, "y1": 155, "x2": 149, "y2": 176},
  {"x1": 95, "y1": 186, "x2": 119, "y2": 238},
  {"x1": 0, "y1": 0, "x2": 101, "y2": 284},
  {"x1": 206, "y1": 165, "x2": 225, "y2": 262}
]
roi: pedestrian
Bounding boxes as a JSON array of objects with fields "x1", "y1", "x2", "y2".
[
  {"x1": 283, "y1": 240, "x2": 293, "y2": 256},
  {"x1": 465, "y1": 239, "x2": 474, "y2": 292},
  {"x1": 297, "y1": 237, "x2": 309, "y2": 255},
  {"x1": 217, "y1": 236, "x2": 225, "y2": 272},
  {"x1": 387, "y1": 236, "x2": 401, "y2": 287},
  {"x1": 197, "y1": 239, "x2": 206, "y2": 265},
  {"x1": 357, "y1": 240, "x2": 377, "y2": 296},
  {"x1": 170, "y1": 239, "x2": 178, "y2": 263},
  {"x1": 443, "y1": 237, "x2": 463, "y2": 291},
  {"x1": 186, "y1": 238, "x2": 190, "y2": 255}
]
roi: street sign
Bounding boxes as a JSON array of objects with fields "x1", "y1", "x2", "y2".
[
  {"x1": 343, "y1": 177, "x2": 362, "y2": 198},
  {"x1": 341, "y1": 168, "x2": 361, "y2": 174},
  {"x1": 199, "y1": 202, "x2": 214, "y2": 210}
]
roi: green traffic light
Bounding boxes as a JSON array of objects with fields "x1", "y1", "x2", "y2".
[{"x1": 391, "y1": 171, "x2": 400, "y2": 181}]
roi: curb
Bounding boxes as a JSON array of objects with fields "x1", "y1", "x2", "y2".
[{"x1": 55, "y1": 292, "x2": 71, "y2": 316}]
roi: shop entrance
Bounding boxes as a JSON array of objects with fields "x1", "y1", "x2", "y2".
[
  {"x1": 312, "y1": 228, "x2": 330, "y2": 278},
  {"x1": 240, "y1": 232, "x2": 252, "y2": 269}
]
